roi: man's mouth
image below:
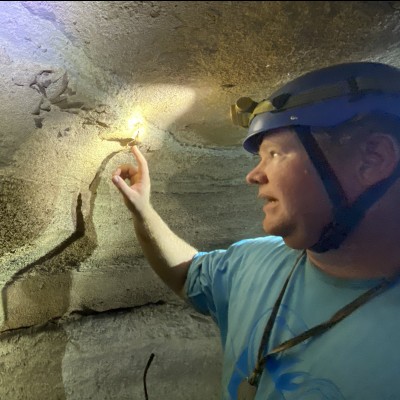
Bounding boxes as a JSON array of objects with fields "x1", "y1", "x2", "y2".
[
  {"x1": 259, "y1": 194, "x2": 278, "y2": 203},
  {"x1": 265, "y1": 197, "x2": 277, "y2": 204},
  {"x1": 259, "y1": 195, "x2": 278, "y2": 211}
]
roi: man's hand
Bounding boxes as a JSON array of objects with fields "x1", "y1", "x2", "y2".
[
  {"x1": 111, "y1": 144, "x2": 196, "y2": 298},
  {"x1": 112, "y1": 145, "x2": 151, "y2": 216}
]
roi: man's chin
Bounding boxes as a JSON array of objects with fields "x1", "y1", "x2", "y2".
[
  {"x1": 263, "y1": 217, "x2": 325, "y2": 250},
  {"x1": 281, "y1": 236, "x2": 308, "y2": 250},
  {"x1": 262, "y1": 221, "x2": 287, "y2": 237},
  {"x1": 263, "y1": 221, "x2": 306, "y2": 249}
]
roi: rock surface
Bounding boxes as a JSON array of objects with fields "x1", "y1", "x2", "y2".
[{"x1": 1, "y1": 1, "x2": 400, "y2": 398}]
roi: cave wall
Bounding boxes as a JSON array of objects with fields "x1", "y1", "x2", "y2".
[{"x1": 1, "y1": 2, "x2": 400, "y2": 399}]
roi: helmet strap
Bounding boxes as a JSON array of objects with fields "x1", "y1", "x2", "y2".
[
  {"x1": 293, "y1": 126, "x2": 400, "y2": 253},
  {"x1": 294, "y1": 125, "x2": 348, "y2": 210},
  {"x1": 311, "y1": 160, "x2": 400, "y2": 252}
]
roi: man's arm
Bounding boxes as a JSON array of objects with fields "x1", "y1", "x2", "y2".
[{"x1": 112, "y1": 145, "x2": 197, "y2": 298}]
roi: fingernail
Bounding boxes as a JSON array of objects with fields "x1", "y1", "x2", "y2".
[{"x1": 112, "y1": 175, "x2": 119, "y2": 184}]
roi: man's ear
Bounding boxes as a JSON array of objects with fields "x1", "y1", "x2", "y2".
[{"x1": 359, "y1": 133, "x2": 400, "y2": 186}]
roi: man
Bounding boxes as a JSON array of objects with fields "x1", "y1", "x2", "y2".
[{"x1": 112, "y1": 62, "x2": 400, "y2": 399}]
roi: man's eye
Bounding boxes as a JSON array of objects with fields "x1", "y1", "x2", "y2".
[{"x1": 270, "y1": 151, "x2": 279, "y2": 158}]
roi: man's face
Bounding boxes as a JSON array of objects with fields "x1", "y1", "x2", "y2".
[{"x1": 246, "y1": 128, "x2": 333, "y2": 249}]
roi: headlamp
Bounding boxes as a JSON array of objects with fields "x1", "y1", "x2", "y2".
[
  {"x1": 231, "y1": 97, "x2": 276, "y2": 128},
  {"x1": 231, "y1": 74, "x2": 400, "y2": 131},
  {"x1": 230, "y1": 97, "x2": 257, "y2": 128}
]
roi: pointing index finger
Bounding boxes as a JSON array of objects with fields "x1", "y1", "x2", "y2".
[{"x1": 130, "y1": 145, "x2": 149, "y2": 175}]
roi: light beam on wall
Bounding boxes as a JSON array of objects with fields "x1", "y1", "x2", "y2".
[
  {"x1": 100, "y1": 84, "x2": 196, "y2": 146},
  {"x1": 126, "y1": 113, "x2": 145, "y2": 145}
]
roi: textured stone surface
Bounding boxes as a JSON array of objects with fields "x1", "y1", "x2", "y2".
[
  {"x1": 0, "y1": 303, "x2": 222, "y2": 400},
  {"x1": 1, "y1": 1, "x2": 400, "y2": 399}
]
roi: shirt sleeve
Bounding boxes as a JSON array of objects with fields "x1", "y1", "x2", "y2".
[
  {"x1": 184, "y1": 247, "x2": 236, "y2": 327},
  {"x1": 183, "y1": 238, "x2": 264, "y2": 337},
  {"x1": 184, "y1": 237, "x2": 286, "y2": 322}
]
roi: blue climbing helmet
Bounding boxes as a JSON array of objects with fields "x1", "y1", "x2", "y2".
[{"x1": 231, "y1": 62, "x2": 400, "y2": 252}]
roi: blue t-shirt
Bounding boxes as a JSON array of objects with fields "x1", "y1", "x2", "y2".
[{"x1": 185, "y1": 236, "x2": 400, "y2": 399}]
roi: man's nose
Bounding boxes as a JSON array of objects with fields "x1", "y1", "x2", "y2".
[{"x1": 246, "y1": 165, "x2": 268, "y2": 185}]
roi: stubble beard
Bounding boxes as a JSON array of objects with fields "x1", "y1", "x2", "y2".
[{"x1": 262, "y1": 213, "x2": 294, "y2": 238}]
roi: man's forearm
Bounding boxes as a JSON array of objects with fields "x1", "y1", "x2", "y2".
[{"x1": 133, "y1": 205, "x2": 198, "y2": 298}]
